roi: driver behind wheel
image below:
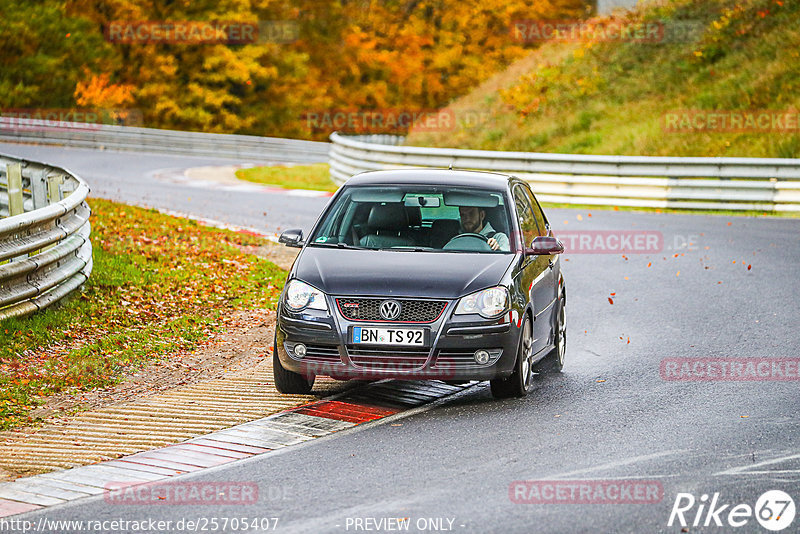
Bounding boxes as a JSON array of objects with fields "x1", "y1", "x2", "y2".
[{"x1": 458, "y1": 206, "x2": 510, "y2": 251}]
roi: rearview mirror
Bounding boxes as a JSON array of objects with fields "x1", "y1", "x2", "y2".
[
  {"x1": 404, "y1": 195, "x2": 441, "y2": 208},
  {"x1": 279, "y1": 228, "x2": 304, "y2": 248},
  {"x1": 525, "y1": 236, "x2": 564, "y2": 256}
]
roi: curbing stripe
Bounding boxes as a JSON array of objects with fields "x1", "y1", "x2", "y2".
[
  {"x1": 4, "y1": 482, "x2": 89, "y2": 502},
  {"x1": 0, "y1": 499, "x2": 41, "y2": 516},
  {"x1": 265, "y1": 412, "x2": 356, "y2": 431},
  {"x1": 253, "y1": 421, "x2": 333, "y2": 438},
  {"x1": 17, "y1": 478, "x2": 105, "y2": 496},
  {"x1": 129, "y1": 451, "x2": 233, "y2": 469},
  {"x1": 83, "y1": 465, "x2": 166, "y2": 483},
  {"x1": 188, "y1": 433, "x2": 283, "y2": 449},
  {"x1": 159, "y1": 444, "x2": 253, "y2": 460},
  {"x1": 101, "y1": 461, "x2": 182, "y2": 477},
  {"x1": 38, "y1": 471, "x2": 124, "y2": 490},
  {"x1": 292, "y1": 409, "x2": 372, "y2": 424},
  {"x1": 0, "y1": 488, "x2": 65, "y2": 507},
  {"x1": 214, "y1": 426, "x2": 311, "y2": 445},
  {"x1": 174, "y1": 443, "x2": 253, "y2": 459},
  {"x1": 114, "y1": 457, "x2": 201, "y2": 473},
  {"x1": 345, "y1": 391, "x2": 423, "y2": 406},
  {"x1": 188, "y1": 438, "x2": 271, "y2": 454},
  {"x1": 240, "y1": 419, "x2": 316, "y2": 436},
  {"x1": 0, "y1": 380, "x2": 474, "y2": 518},
  {"x1": 305, "y1": 400, "x2": 400, "y2": 417}
]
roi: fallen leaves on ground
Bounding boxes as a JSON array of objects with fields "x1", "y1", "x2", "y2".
[{"x1": 0, "y1": 198, "x2": 286, "y2": 430}]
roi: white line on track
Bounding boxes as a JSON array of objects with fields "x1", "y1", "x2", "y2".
[
  {"x1": 547, "y1": 449, "x2": 688, "y2": 479},
  {"x1": 715, "y1": 452, "x2": 800, "y2": 476}
]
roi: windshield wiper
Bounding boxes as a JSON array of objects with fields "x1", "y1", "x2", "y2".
[
  {"x1": 310, "y1": 242, "x2": 365, "y2": 250},
  {"x1": 379, "y1": 246, "x2": 435, "y2": 252}
]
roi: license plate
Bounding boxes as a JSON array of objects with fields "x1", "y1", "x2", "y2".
[{"x1": 352, "y1": 326, "x2": 426, "y2": 346}]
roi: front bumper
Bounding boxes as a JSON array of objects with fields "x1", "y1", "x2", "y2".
[{"x1": 276, "y1": 296, "x2": 522, "y2": 381}]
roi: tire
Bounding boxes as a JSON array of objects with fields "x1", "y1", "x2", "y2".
[
  {"x1": 490, "y1": 315, "x2": 534, "y2": 399},
  {"x1": 533, "y1": 293, "x2": 566, "y2": 374},
  {"x1": 272, "y1": 333, "x2": 315, "y2": 394}
]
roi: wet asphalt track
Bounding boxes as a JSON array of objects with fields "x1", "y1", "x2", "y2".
[{"x1": 3, "y1": 142, "x2": 799, "y2": 533}]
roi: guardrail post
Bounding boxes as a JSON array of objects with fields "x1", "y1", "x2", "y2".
[
  {"x1": 6, "y1": 163, "x2": 25, "y2": 262},
  {"x1": 47, "y1": 173, "x2": 63, "y2": 202},
  {"x1": 31, "y1": 168, "x2": 49, "y2": 209},
  {"x1": 7, "y1": 163, "x2": 23, "y2": 216}
]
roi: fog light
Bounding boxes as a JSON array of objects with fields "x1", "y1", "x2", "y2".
[
  {"x1": 474, "y1": 350, "x2": 490, "y2": 365},
  {"x1": 294, "y1": 343, "x2": 307, "y2": 358}
]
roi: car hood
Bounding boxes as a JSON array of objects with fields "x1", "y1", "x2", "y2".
[{"x1": 293, "y1": 246, "x2": 516, "y2": 299}]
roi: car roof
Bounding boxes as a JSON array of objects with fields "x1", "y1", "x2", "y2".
[{"x1": 344, "y1": 169, "x2": 515, "y2": 191}]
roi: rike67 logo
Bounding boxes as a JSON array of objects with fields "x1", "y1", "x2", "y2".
[{"x1": 668, "y1": 490, "x2": 796, "y2": 531}]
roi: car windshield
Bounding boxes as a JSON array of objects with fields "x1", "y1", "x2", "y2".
[{"x1": 309, "y1": 185, "x2": 515, "y2": 253}]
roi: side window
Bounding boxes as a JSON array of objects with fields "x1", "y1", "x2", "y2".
[
  {"x1": 522, "y1": 185, "x2": 547, "y2": 236},
  {"x1": 513, "y1": 186, "x2": 539, "y2": 248}
]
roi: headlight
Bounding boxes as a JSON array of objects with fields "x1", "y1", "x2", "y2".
[
  {"x1": 284, "y1": 280, "x2": 328, "y2": 312},
  {"x1": 454, "y1": 286, "x2": 509, "y2": 319}
]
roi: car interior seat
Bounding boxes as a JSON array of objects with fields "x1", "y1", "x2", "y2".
[{"x1": 359, "y1": 203, "x2": 416, "y2": 248}]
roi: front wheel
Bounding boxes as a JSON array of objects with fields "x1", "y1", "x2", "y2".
[
  {"x1": 273, "y1": 333, "x2": 315, "y2": 394},
  {"x1": 490, "y1": 316, "x2": 534, "y2": 399}
]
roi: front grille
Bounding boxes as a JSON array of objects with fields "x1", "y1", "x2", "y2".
[
  {"x1": 346, "y1": 346, "x2": 430, "y2": 370},
  {"x1": 336, "y1": 298, "x2": 447, "y2": 323}
]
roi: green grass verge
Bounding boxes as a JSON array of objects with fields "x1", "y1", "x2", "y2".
[
  {"x1": 235, "y1": 163, "x2": 338, "y2": 192},
  {"x1": 0, "y1": 199, "x2": 286, "y2": 430}
]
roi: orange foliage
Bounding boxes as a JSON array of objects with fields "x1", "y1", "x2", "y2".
[{"x1": 74, "y1": 72, "x2": 135, "y2": 108}]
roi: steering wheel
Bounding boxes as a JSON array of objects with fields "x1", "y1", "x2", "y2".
[{"x1": 443, "y1": 233, "x2": 492, "y2": 251}]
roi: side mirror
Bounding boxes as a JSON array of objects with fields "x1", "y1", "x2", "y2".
[
  {"x1": 525, "y1": 236, "x2": 564, "y2": 256},
  {"x1": 279, "y1": 228, "x2": 304, "y2": 248}
]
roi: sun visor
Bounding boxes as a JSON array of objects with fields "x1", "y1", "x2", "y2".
[
  {"x1": 444, "y1": 191, "x2": 500, "y2": 208},
  {"x1": 349, "y1": 188, "x2": 405, "y2": 203}
]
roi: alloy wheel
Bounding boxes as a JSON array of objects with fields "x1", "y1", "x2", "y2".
[{"x1": 520, "y1": 318, "x2": 534, "y2": 390}]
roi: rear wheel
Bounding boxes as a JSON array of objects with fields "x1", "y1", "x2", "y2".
[
  {"x1": 533, "y1": 294, "x2": 566, "y2": 374},
  {"x1": 490, "y1": 316, "x2": 534, "y2": 399},
  {"x1": 272, "y1": 333, "x2": 315, "y2": 394}
]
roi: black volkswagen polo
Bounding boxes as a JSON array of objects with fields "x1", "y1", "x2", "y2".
[{"x1": 274, "y1": 169, "x2": 566, "y2": 398}]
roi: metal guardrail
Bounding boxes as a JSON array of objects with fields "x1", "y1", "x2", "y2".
[
  {"x1": 0, "y1": 117, "x2": 329, "y2": 163},
  {"x1": 0, "y1": 153, "x2": 92, "y2": 320},
  {"x1": 329, "y1": 133, "x2": 800, "y2": 211}
]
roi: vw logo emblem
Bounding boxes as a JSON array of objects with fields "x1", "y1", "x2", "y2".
[{"x1": 379, "y1": 300, "x2": 402, "y2": 320}]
